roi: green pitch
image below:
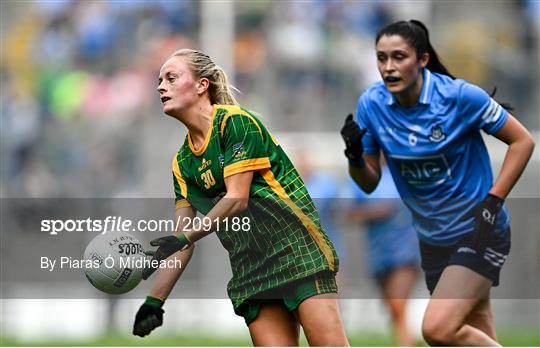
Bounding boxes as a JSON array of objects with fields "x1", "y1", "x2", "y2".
[{"x1": 2, "y1": 328, "x2": 539, "y2": 346}]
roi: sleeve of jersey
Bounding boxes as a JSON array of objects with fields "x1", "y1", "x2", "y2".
[
  {"x1": 222, "y1": 114, "x2": 271, "y2": 178},
  {"x1": 171, "y1": 155, "x2": 191, "y2": 209},
  {"x1": 355, "y1": 96, "x2": 380, "y2": 155},
  {"x1": 459, "y1": 82, "x2": 508, "y2": 134}
]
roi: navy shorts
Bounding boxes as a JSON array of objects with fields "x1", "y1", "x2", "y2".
[{"x1": 419, "y1": 229, "x2": 511, "y2": 294}]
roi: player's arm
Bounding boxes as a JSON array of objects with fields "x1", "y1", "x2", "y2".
[
  {"x1": 459, "y1": 83, "x2": 535, "y2": 252},
  {"x1": 142, "y1": 172, "x2": 254, "y2": 280},
  {"x1": 489, "y1": 114, "x2": 535, "y2": 199},
  {"x1": 148, "y1": 204, "x2": 196, "y2": 299},
  {"x1": 459, "y1": 83, "x2": 535, "y2": 198},
  {"x1": 133, "y1": 204, "x2": 196, "y2": 337},
  {"x1": 461, "y1": 114, "x2": 534, "y2": 253},
  {"x1": 348, "y1": 153, "x2": 382, "y2": 194},
  {"x1": 184, "y1": 170, "x2": 253, "y2": 243}
]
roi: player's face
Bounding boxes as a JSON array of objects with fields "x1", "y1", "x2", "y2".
[
  {"x1": 157, "y1": 57, "x2": 199, "y2": 116},
  {"x1": 376, "y1": 35, "x2": 425, "y2": 96}
]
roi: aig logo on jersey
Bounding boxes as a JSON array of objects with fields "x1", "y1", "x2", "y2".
[
  {"x1": 390, "y1": 154, "x2": 452, "y2": 187},
  {"x1": 428, "y1": 125, "x2": 446, "y2": 143}
]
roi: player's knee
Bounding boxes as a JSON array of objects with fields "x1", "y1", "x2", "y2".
[
  {"x1": 305, "y1": 329, "x2": 349, "y2": 347},
  {"x1": 422, "y1": 317, "x2": 456, "y2": 345},
  {"x1": 386, "y1": 298, "x2": 407, "y2": 320},
  {"x1": 301, "y1": 301, "x2": 348, "y2": 346}
]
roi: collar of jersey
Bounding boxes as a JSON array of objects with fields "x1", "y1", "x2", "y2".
[
  {"x1": 188, "y1": 104, "x2": 217, "y2": 156},
  {"x1": 386, "y1": 68, "x2": 433, "y2": 107}
]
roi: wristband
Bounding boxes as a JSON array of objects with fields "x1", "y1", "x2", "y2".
[
  {"x1": 487, "y1": 193, "x2": 504, "y2": 207},
  {"x1": 177, "y1": 233, "x2": 192, "y2": 246},
  {"x1": 145, "y1": 296, "x2": 164, "y2": 307}
]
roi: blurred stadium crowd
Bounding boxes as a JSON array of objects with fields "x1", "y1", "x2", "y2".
[{"x1": 1, "y1": 1, "x2": 538, "y2": 198}]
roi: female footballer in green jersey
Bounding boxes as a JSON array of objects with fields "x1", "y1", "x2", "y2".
[{"x1": 132, "y1": 49, "x2": 349, "y2": 346}]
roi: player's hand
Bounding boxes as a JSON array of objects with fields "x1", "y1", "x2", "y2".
[
  {"x1": 340, "y1": 114, "x2": 367, "y2": 168},
  {"x1": 463, "y1": 194, "x2": 504, "y2": 253},
  {"x1": 142, "y1": 234, "x2": 192, "y2": 280},
  {"x1": 133, "y1": 297, "x2": 164, "y2": 337}
]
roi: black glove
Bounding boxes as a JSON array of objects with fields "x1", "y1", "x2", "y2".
[
  {"x1": 340, "y1": 114, "x2": 367, "y2": 168},
  {"x1": 133, "y1": 296, "x2": 164, "y2": 337},
  {"x1": 142, "y1": 234, "x2": 192, "y2": 280},
  {"x1": 464, "y1": 194, "x2": 504, "y2": 253}
]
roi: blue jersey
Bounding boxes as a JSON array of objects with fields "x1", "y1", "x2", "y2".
[{"x1": 356, "y1": 68, "x2": 510, "y2": 245}]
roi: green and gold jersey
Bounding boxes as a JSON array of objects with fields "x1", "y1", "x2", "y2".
[{"x1": 171, "y1": 104, "x2": 338, "y2": 308}]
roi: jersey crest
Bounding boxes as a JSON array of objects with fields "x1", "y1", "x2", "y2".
[{"x1": 428, "y1": 125, "x2": 446, "y2": 143}]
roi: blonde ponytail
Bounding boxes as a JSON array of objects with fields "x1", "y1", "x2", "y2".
[
  {"x1": 169, "y1": 49, "x2": 239, "y2": 105},
  {"x1": 213, "y1": 65, "x2": 239, "y2": 105}
]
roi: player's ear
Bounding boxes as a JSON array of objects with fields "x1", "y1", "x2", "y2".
[
  {"x1": 420, "y1": 52, "x2": 429, "y2": 68},
  {"x1": 196, "y1": 78, "x2": 210, "y2": 95}
]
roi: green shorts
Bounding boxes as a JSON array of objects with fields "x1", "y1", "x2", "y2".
[{"x1": 234, "y1": 271, "x2": 338, "y2": 325}]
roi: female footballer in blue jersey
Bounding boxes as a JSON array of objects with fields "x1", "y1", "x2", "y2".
[{"x1": 342, "y1": 20, "x2": 535, "y2": 346}]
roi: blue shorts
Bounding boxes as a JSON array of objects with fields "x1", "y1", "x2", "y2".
[{"x1": 419, "y1": 229, "x2": 511, "y2": 294}]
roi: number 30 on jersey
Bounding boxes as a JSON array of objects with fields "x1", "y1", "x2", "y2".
[{"x1": 201, "y1": 169, "x2": 216, "y2": 189}]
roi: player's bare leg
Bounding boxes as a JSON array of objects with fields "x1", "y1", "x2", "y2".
[
  {"x1": 421, "y1": 265, "x2": 500, "y2": 346},
  {"x1": 380, "y1": 266, "x2": 419, "y2": 346},
  {"x1": 296, "y1": 294, "x2": 350, "y2": 346},
  {"x1": 248, "y1": 302, "x2": 300, "y2": 346},
  {"x1": 465, "y1": 297, "x2": 497, "y2": 341}
]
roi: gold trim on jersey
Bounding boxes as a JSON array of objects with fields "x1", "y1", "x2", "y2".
[
  {"x1": 315, "y1": 276, "x2": 321, "y2": 294},
  {"x1": 223, "y1": 157, "x2": 271, "y2": 178},
  {"x1": 172, "y1": 155, "x2": 188, "y2": 198},
  {"x1": 219, "y1": 106, "x2": 263, "y2": 137},
  {"x1": 175, "y1": 199, "x2": 191, "y2": 208},
  {"x1": 188, "y1": 105, "x2": 217, "y2": 156},
  {"x1": 218, "y1": 105, "x2": 281, "y2": 146},
  {"x1": 260, "y1": 168, "x2": 335, "y2": 271},
  {"x1": 270, "y1": 133, "x2": 279, "y2": 146}
]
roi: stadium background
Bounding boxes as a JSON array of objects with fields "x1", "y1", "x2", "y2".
[{"x1": 1, "y1": 1, "x2": 539, "y2": 346}]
